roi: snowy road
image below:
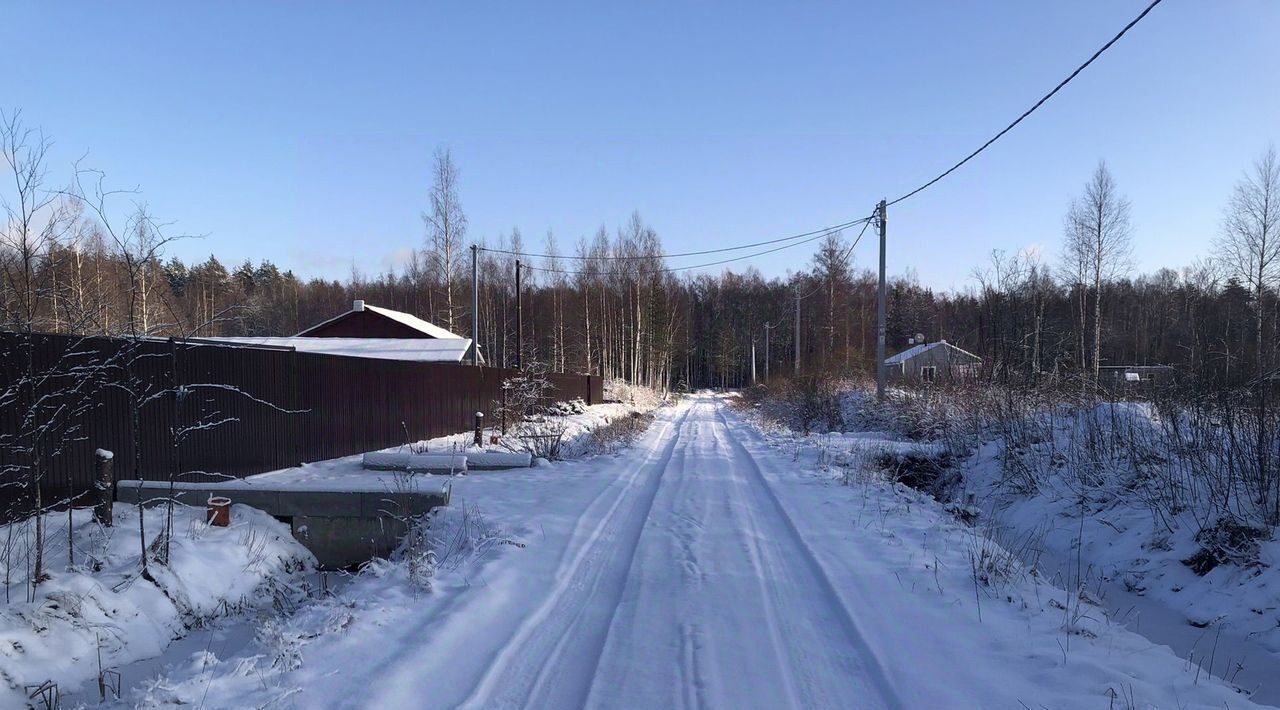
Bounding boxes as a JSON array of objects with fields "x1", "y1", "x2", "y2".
[
  {"x1": 463, "y1": 397, "x2": 898, "y2": 709},
  {"x1": 184, "y1": 394, "x2": 1265, "y2": 709}
]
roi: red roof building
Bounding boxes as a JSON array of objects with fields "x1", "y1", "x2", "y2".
[{"x1": 297, "y1": 300, "x2": 463, "y2": 340}]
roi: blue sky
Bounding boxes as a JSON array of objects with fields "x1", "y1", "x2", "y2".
[{"x1": 4, "y1": 1, "x2": 1278, "y2": 290}]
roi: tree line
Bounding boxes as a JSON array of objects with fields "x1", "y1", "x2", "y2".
[{"x1": 4, "y1": 110, "x2": 1277, "y2": 396}]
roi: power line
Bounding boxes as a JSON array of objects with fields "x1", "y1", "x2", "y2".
[
  {"x1": 481, "y1": 3, "x2": 1161, "y2": 281},
  {"x1": 477, "y1": 217, "x2": 870, "y2": 261},
  {"x1": 523, "y1": 216, "x2": 873, "y2": 277},
  {"x1": 798, "y1": 210, "x2": 877, "y2": 300},
  {"x1": 886, "y1": 0, "x2": 1164, "y2": 207},
  {"x1": 838, "y1": 212, "x2": 876, "y2": 264}
]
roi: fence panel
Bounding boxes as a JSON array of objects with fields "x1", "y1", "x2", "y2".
[{"x1": 0, "y1": 332, "x2": 598, "y2": 518}]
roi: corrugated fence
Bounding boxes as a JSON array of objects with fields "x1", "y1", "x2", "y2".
[{"x1": 0, "y1": 331, "x2": 602, "y2": 518}]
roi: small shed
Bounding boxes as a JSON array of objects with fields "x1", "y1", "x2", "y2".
[
  {"x1": 1097, "y1": 365, "x2": 1177, "y2": 392},
  {"x1": 885, "y1": 340, "x2": 981, "y2": 383}
]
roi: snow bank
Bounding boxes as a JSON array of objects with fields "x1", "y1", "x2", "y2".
[
  {"x1": 739, "y1": 408, "x2": 1269, "y2": 708},
  {"x1": 816, "y1": 381, "x2": 1280, "y2": 704},
  {"x1": 0, "y1": 503, "x2": 313, "y2": 704}
]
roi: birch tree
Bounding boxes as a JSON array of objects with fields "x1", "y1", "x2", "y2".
[
  {"x1": 1065, "y1": 161, "x2": 1132, "y2": 386},
  {"x1": 1217, "y1": 147, "x2": 1280, "y2": 519},
  {"x1": 423, "y1": 148, "x2": 467, "y2": 334}
]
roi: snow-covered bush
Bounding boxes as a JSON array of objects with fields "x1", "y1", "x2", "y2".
[
  {"x1": 498, "y1": 361, "x2": 557, "y2": 425},
  {"x1": 545, "y1": 398, "x2": 588, "y2": 417}
]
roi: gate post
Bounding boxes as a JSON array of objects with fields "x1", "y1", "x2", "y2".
[{"x1": 93, "y1": 449, "x2": 114, "y2": 527}]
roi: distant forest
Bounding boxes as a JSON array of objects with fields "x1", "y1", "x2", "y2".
[{"x1": 4, "y1": 111, "x2": 1277, "y2": 391}]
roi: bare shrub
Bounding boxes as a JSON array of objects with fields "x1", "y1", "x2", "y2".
[
  {"x1": 1181, "y1": 517, "x2": 1268, "y2": 576},
  {"x1": 745, "y1": 373, "x2": 847, "y2": 434},
  {"x1": 506, "y1": 418, "x2": 569, "y2": 460},
  {"x1": 498, "y1": 360, "x2": 556, "y2": 427},
  {"x1": 581, "y1": 410, "x2": 655, "y2": 456},
  {"x1": 417, "y1": 503, "x2": 521, "y2": 576},
  {"x1": 873, "y1": 449, "x2": 959, "y2": 500},
  {"x1": 495, "y1": 360, "x2": 573, "y2": 459}
]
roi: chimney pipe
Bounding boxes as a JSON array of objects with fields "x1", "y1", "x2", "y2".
[{"x1": 352, "y1": 299, "x2": 365, "y2": 312}]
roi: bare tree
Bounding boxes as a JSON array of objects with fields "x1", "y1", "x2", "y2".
[
  {"x1": 1064, "y1": 161, "x2": 1132, "y2": 386},
  {"x1": 0, "y1": 111, "x2": 111, "y2": 594},
  {"x1": 0, "y1": 109, "x2": 67, "y2": 591},
  {"x1": 811, "y1": 230, "x2": 850, "y2": 368},
  {"x1": 1218, "y1": 147, "x2": 1280, "y2": 374},
  {"x1": 66, "y1": 166, "x2": 190, "y2": 578},
  {"x1": 1217, "y1": 146, "x2": 1280, "y2": 519},
  {"x1": 543, "y1": 230, "x2": 567, "y2": 372},
  {"x1": 423, "y1": 148, "x2": 467, "y2": 333}
]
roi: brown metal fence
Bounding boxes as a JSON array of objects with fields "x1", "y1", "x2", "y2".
[{"x1": 0, "y1": 331, "x2": 602, "y2": 518}]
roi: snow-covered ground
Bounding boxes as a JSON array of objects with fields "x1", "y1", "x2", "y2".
[
  {"x1": 100, "y1": 394, "x2": 1268, "y2": 709},
  {"x1": 0, "y1": 503, "x2": 313, "y2": 706},
  {"x1": 955, "y1": 402, "x2": 1280, "y2": 705},
  {"x1": 0, "y1": 393, "x2": 659, "y2": 708}
]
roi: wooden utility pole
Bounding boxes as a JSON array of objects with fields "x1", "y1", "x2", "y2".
[
  {"x1": 515, "y1": 259, "x2": 523, "y2": 370},
  {"x1": 471, "y1": 244, "x2": 480, "y2": 366},
  {"x1": 876, "y1": 199, "x2": 888, "y2": 402},
  {"x1": 794, "y1": 286, "x2": 801, "y2": 375}
]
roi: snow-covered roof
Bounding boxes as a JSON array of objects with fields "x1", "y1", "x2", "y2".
[
  {"x1": 884, "y1": 340, "x2": 981, "y2": 365},
  {"x1": 295, "y1": 301, "x2": 464, "y2": 339},
  {"x1": 205, "y1": 336, "x2": 474, "y2": 363},
  {"x1": 363, "y1": 304, "x2": 464, "y2": 339}
]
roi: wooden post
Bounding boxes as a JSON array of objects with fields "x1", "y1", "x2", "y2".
[{"x1": 93, "y1": 449, "x2": 114, "y2": 527}]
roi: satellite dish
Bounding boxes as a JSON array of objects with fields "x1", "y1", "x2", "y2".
[{"x1": 915, "y1": 333, "x2": 925, "y2": 343}]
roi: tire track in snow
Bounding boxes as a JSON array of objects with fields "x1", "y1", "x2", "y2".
[
  {"x1": 582, "y1": 397, "x2": 885, "y2": 709},
  {"x1": 713, "y1": 402, "x2": 906, "y2": 710},
  {"x1": 458, "y1": 403, "x2": 695, "y2": 709},
  {"x1": 348, "y1": 406, "x2": 686, "y2": 709},
  {"x1": 648, "y1": 412, "x2": 708, "y2": 710},
  {"x1": 713, "y1": 430, "x2": 810, "y2": 708}
]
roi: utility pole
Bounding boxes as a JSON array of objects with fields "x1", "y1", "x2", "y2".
[
  {"x1": 876, "y1": 199, "x2": 888, "y2": 402},
  {"x1": 764, "y1": 322, "x2": 771, "y2": 383},
  {"x1": 515, "y1": 259, "x2": 523, "y2": 370},
  {"x1": 471, "y1": 244, "x2": 480, "y2": 366},
  {"x1": 794, "y1": 284, "x2": 801, "y2": 376},
  {"x1": 750, "y1": 340, "x2": 757, "y2": 385}
]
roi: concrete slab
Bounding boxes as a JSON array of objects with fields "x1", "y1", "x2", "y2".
[{"x1": 115, "y1": 480, "x2": 449, "y2": 569}]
